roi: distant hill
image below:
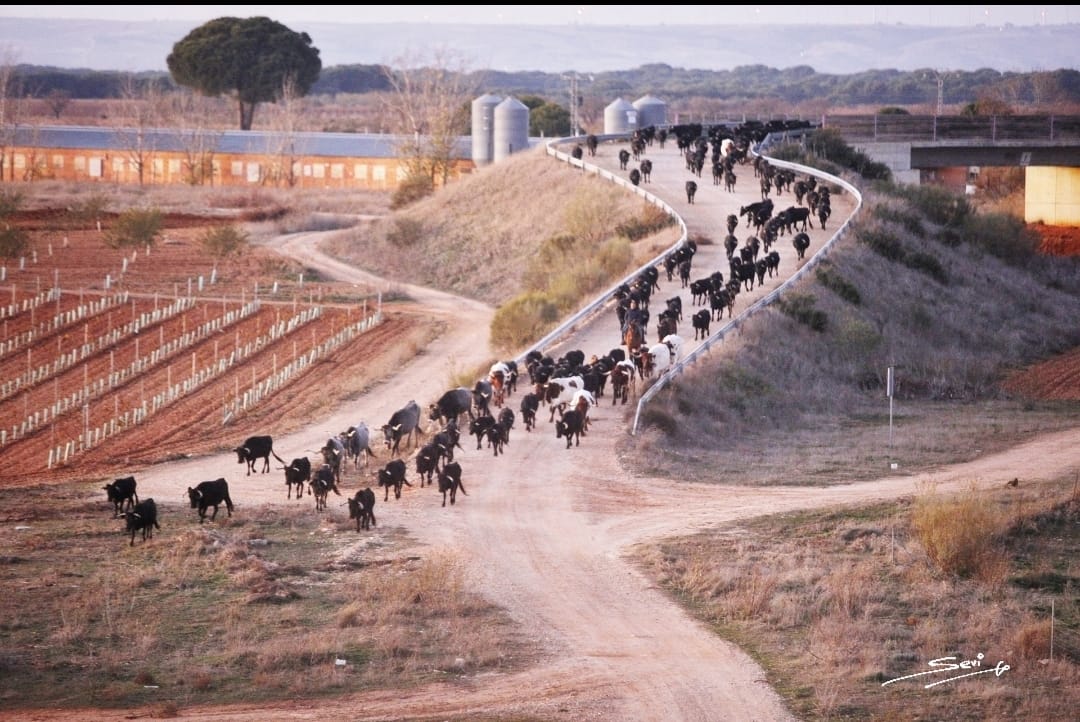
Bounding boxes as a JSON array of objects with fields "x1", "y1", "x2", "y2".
[{"x1": 1, "y1": 18, "x2": 1077, "y2": 75}]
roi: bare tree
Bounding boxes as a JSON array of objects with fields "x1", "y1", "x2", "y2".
[
  {"x1": 380, "y1": 47, "x2": 477, "y2": 188},
  {"x1": 45, "y1": 89, "x2": 72, "y2": 120},
  {"x1": 261, "y1": 74, "x2": 309, "y2": 187},
  {"x1": 111, "y1": 74, "x2": 168, "y2": 185},
  {"x1": 167, "y1": 89, "x2": 224, "y2": 186},
  {"x1": 0, "y1": 44, "x2": 26, "y2": 182}
]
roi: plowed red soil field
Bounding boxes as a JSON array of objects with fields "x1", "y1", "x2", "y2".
[{"x1": 1, "y1": 210, "x2": 427, "y2": 487}]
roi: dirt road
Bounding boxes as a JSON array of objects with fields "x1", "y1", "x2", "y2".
[{"x1": 32, "y1": 141, "x2": 1080, "y2": 722}]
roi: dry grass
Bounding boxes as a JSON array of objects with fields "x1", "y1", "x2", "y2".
[
  {"x1": 631, "y1": 477, "x2": 1080, "y2": 721},
  {"x1": 912, "y1": 481, "x2": 1009, "y2": 582},
  {"x1": 0, "y1": 498, "x2": 532, "y2": 712}
]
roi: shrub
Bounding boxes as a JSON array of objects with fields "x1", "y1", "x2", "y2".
[
  {"x1": 0, "y1": 189, "x2": 23, "y2": 217},
  {"x1": 0, "y1": 226, "x2": 30, "y2": 259},
  {"x1": 778, "y1": 293, "x2": 827, "y2": 332},
  {"x1": 64, "y1": 193, "x2": 109, "y2": 230},
  {"x1": 200, "y1": 225, "x2": 249, "y2": 259},
  {"x1": 615, "y1": 203, "x2": 676, "y2": 241},
  {"x1": 103, "y1": 208, "x2": 163, "y2": 250},
  {"x1": 386, "y1": 217, "x2": 425, "y2": 248},
  {"x1": 391, "y1": 174, "x2": 435, "y2": 210},
  {"x1": 815, "y1": 265, "x2": 861, "y2": 304},
  {"x1": 911, "y1": 481, "x2": 1007, "y2": 581},
  {"x1": 857, "y1": 226, "x2": 905, "y2": 261},
  {"x1": 960, "y1": 211, "x2": 1040, "y2": 265},
  {"x1": 871, "y1": 205, "x2": 926, "y2": 237},
  {"x1": 490, "y1": 292, "x2": 561, "y2": 350},
  {"x1": 904, "y1": 250, "x2": 948, "y2": 283}
]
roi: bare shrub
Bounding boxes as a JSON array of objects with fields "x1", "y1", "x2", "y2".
[
  {"x1": 1012, "y1": 622, "x2": 1052, "y2": 660},
  {"x1": 912, "y1": 481, "x2": 1008, "y2": 581},
  {"x1": 103, "y1": 207, "x2": 163, "y2": 249}
]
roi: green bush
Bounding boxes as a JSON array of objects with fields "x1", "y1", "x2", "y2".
[
  {"x1": 0, "y1": 189, "x2": 23, "y2": 218},
  {"x1": 815, "y1": 265, "x2": 861, "y2": 304},
  {"x1": 871, "y1": 205, "x2": 926, "y2": 237},
  {"x1": 490, "y1": 292, "x2": 561, "y2": 350},
  {"x1": 103, "y1": 208, "x2": 163, "y2": 249},
  {"x1": 961, "y1": 211, "x2": 1040, "y2": 265},
  {"x1": 200, "y1": 225, "x2": 249, "y2": 259},
  {"x1": 904, "y1": 250, "x2": 948, "y2": 283},
  {"x1": 0, "y1": 226, "x2": 30, "y2": 259},
  {"x1": 390, "y1": 174, "x2": 434, "y2": 210},
  {"x1": 778, "y1": 293, "x2": 827, "y2": 332},
  {"x1": 857, "y1": 227, "x2": 905, "y2": 261},
  {"x1": 386, "y1": 217, "x2": 424, "y2": 248}
]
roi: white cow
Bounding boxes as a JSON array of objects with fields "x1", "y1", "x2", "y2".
[
  {"x1": 646, "y1": 343, "x2": 672, "y2": 378},
  {"x1": 661, "y1": 334, "x2": 685, "y2": 364}
]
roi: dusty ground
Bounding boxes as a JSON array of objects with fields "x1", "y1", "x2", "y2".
[{"x1": 2, "y1": 147, "x2": 1079, "y2": 721}]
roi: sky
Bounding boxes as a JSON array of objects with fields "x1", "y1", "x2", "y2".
[{"x1": 1, "y1": 4, "x2": 1077, "y2": 27}]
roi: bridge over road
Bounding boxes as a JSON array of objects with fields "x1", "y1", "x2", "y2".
[{"x1": 821, "y1": 114, "x2": 1080, "y2": 225}]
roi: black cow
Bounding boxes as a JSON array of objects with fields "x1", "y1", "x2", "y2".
[
  {"x1": 520, "y1": 392, "x2": 539, "y2": 432},
  {"x1": 472, "y1": 379, "x2": 494, "y2": 418},
  {"x1": 686, "y1": 180, "x2": 697, "y2": 204},
  {"x1": 104, "y1": 475, "x2": 138, "y2": 517},
  {"x1": 586, "y1": 134, "x2": 598, "y2": 157},
  {"x1": 430, "y1": 387, "x2": 475, "y2": 426},
  {"x1": 347, "y1": 488, "x2": 376, "y2": 531},
  {"x1": 339, "y1": 423, "x2": 375, "y2": 469},
  {"x1": 124, "y1": 498, "x2": 160, "y2": 546},
  {"x1": 377, "y1": 459, "x2": 411, "y2": 501},
  {"x1": 432, "y1": 419, "x2": 463, "y2": 464},
  {"x1": 234, "y1": 435, "x2": 284, "y2": 475},
  {"x1": 618, "y1": 148, "x2": 630, "y2": 170},
  {"x1": 469, "y1": 415, "x2": 497, "y2": 450},
  {"x1": 437, "y1": 462, "x2": 467, "y2": 507},
  {"x1": 415, "y1": 442, "x2": 442, "y2": 487},
  {"x1": 555, "y1": 409, "x2": 586, "y2": 449},
  {"x1": 187, "y1": 478, "x2": 234, "y2": 523},
  {"x1": 310, "y1": 464, "x2": 335, "y2": 511},
  {"x1": 629, "y1": 168, "x2": 641, "y2": 186},
  {"x1": 793, "y1": 232, "x2": 811, "y2": 260},
  {"x1": 320, "y1": 436, "x2": 347, "y2": 486},
  {"x1": 284, "y1": 457, "x2": 311, "y2": 500},
  {"x1": 484, "y1": 423, "x2": 505, "y2": 456},
  {"x1": 692, "y1": 308, "x2": 711, "y2": 340},
  {"x1": 382, "y1": 400, "x2": 423, "y2": 456},
  {"x1": 497, "y1": 407, "x2": 515, "y2": 445},
  {"x1": 640, "y1": 159, "x2": 652, "y2": 182}
]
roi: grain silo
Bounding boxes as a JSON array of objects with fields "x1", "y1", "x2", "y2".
[
  {"x1": 604, "y1": 98, "x2": 638, "y2": 135},
  {"x1": 471, "y1": 93, "x2": 503, "y2": 167},
  {"x1": 633, "y1": 95, "x2": 667, "y2": 128},
  {"x1": 493, "y1": 96, "x2": 529, "y2": 163}
]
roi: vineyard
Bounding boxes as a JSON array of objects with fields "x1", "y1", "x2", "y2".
[{"x1": 0, "y1": 209, "x2": 401, "y2": 486}]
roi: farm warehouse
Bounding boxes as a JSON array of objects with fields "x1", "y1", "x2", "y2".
[{"x1": 3, "y1": 126, "x2": 474, "y2": 190}]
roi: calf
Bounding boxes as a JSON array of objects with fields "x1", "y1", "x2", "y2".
[
  {"x1": 283, "y1": 457, "x2": 311, "y2": 500},
  {"x1": 377, "y1": 459, "x2": 411, "y2": 501},
  {"x1": 347, "y1": 488, "x2": 377, "y2": 531},
  {"x1": 310, "y1": 464, "x2": 336, "y2": 511},
  {"x1": 187, "y1": 478, "x2": 234, "y2": 523},
  {"x1": 234, "y1": 435, "x2": 283, "y2": 475},
  {"x1": 124, "y1": 498, "x2": 160, "y2": 546},
  {"x1": 339, "y1": 423, "x2": 375, "y2": 469},
  {"x1": 520, "y1": 392, "x2": 539, "y2": 432},
  {"x1": 555, "y1": 409, "x2": 586, "y2": 449},
  {"x1": 104, "y1": 475, "x2": 138, "y2": 517},
  {"x1": 415, "y1": 441, "x2": 442, "y2": 487},
  {"x1": 692, "y1": 308, "x2": 711, "y2": 340},
  {"x1": 469, "y1": 415, "x2": 498, "y2": 450},
  {"x1": 437, "y1": 462, "x2": 467, "y2": 507},
  {"x1": 383, "y1": 400, "x2": 423, "y2": 457}
]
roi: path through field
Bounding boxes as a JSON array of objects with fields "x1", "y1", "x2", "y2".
[{"x1": 15, "y1": 141, "x2": 1080, "y2": 722}]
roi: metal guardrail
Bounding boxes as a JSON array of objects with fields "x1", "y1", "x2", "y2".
[
  {"x1": 513, "y1": 137, "x2": 688, "y2": 368},
  {"x1": 821, "y1": 114, "x2": 1080, "y2": 143}
]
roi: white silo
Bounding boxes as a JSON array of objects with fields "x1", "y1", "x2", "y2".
[
  {"x1": 493, "y1": 96, "x2": 529, "y2": 163},
  {"x1": 471, "y1": 93, "x2": 502, "y2": 167},
  {"x1": 633, "y1": 95, "x2": 667, "y2": 128},
  {"x1": 604, "y1": 98, "x2": 639, "y2": 135}
]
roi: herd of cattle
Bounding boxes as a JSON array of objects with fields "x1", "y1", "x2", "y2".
[{"x1": 106, "y1": 121, "x2": 832, "y2": 546}]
